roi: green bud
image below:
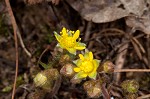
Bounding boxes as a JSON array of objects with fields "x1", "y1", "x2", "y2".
[
  {"x1": 125, "y1": 93, "x2": 138, "y2": 99},
  {"x1": 27, "y1": 90, "x2": 46, "y2": 99},
  {"x1": 59, "y1": 54, "x2": 71, "y2": 65},
  {"x1": 60, "y1": 63, "x2": 75, "y2": 77},
  {"x1": 121, "y1": 80, "x2": 139, "y2": 93},
  {"x1": 83, "y1": 80, "x2": 102, "y2": 98},
  {"x1": 70, "y1": 75, "x2": 82, "y2": 84},
  {"x1": 102, "y1": 61, "x2": 115, "y2": 73},
  {"x1": 34, "y1": 73, "x2": 47, "y2": 87},
  {"x1": 34, "y1": 69, "x2": 59, "y2": 91}
]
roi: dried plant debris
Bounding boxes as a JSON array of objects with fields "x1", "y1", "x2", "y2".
[
  {"x1": 126, "y1": 15, "x2": 150, "y2": 35},
  {"x1": 120, "y1": 0, "x2": 146, "y2": 16},
  {"x1": 25, "y1": 0, "x2": 60, "y2": 5},
  {"x1": 65, "y1": 0, "x2": 129, "y2": 23},
  {"x1": 25, "y1": 0, "x2": 45, "y2": 4},
  {"x1": 65, "y1": 0, "x2": 150, "y2": 35}
]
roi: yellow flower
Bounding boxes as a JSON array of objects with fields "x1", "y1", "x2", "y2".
[
  {"x1": 54, "y1": 27, "x2": 86, "y2": 55},
  {"x1": 73, "y1": 51, "x2": 100, "y2": 79}
]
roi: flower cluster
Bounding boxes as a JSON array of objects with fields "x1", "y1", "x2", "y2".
[
  {"x1": 73, "y1": 52, "x2": 100, "y2": 79},
  {"x1": 54, "y1": 27, "x2": 100, "y2": 80},
  {"x1": 54, "y1": 27, "x2": 86, "y2": 55}
]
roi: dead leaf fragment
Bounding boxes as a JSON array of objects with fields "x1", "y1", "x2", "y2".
[
  {"x1": 66, "y1": 0, "x2": 129, "y2": 23},
  {"x1": 120, "y1": 0, "x2": 146, "y2": 16},
  {"x1": 91, "y1": 6, "x2": 129, "y2": 23},
  {"x1": 126, "y1": 16, "x2": 150, "y2": 34}
]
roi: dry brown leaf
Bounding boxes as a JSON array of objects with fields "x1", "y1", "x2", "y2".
[
  {"x1": 120, "y1": 0, "x2": 146, "y2": 16},
  {"x1": 66, "y1": 0, "x2": 129, "y2": 23},
  {"x1": 91, "y1": 6, "x2": 129, "y2": 23},
  {"x1": 126, "y1": 16, "x2": 150, "y2": 35},
  {"x1": 124, "y1": 0, "x2": 150, "y2": 35},
  {"x1": 25, "y1": 0, "x2": 60, "y2": 5}
]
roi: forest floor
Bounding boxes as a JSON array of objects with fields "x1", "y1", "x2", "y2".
[{"x1": 0, "y1": 0, "x2": 150, "y2": 99}]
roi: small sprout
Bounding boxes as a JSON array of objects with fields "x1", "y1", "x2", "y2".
[
  {"x1": 121, "y1": 80, "x2": 139, "y2": 93},
  {"x1": 102, "y1": 60, "x2": 115, "y2": 73},
  {"x1": 2, "y1": 75, "x2": 24, "y2": 92},
  {"x1": 54, "y1": 27, "x2": 86, "y2": 55},
  {"x1": 73, "y1": 51, "x2": 100, "y2": 79},
  {"x1": 34, "y1": 69, "x2": 59, "y2": 91},
  {"x1": 60, "y1": 63, "x2": 75, "y2": 77},
  {"x1": 2, "y1": 85, "x2": 12, "y2": 92},
  {"x1": 83, "y1": 80, "x2": 102, "y2": 98}
]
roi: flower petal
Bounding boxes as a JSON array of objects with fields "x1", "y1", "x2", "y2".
[
  {"x1": 62, "y1": 27, "x2": 68, "y2": 37},
  {"x1": 93, "y1": 59, "x2": 100, "y2": 69},
  {"x1": 59, "y1": 43, "x2": 66, "y2": 49},
  {"x1": 74, "y1": 67, "x2": 81, "y2": 72},
  {"x1": 75, "y1": 42, "x2": 86, "y2": 50},
  {"x1": 89, "y1": 52, "x2": 93, "y2": 60},
  {"x1": 75, "y1": 71, "x2": 87, "y2": 79},
  {"x1": 54, "y1": 32, "x2": 61, "y2": 42},
  {"x1": 88, "y1": 71, "x2": 97, "y2": 79},
  {"x1": 79, "y1": 54, "x2": 84, "y2": 60},
  {"x1": 67, "y1": 48, "x2": 76, "y2": 55},
  {"x1": 73, "y1": 30, "x2": 80, "y2": 40},
  {"x1": 84, "y1": 52, "x2": 90, "y2": 59}
]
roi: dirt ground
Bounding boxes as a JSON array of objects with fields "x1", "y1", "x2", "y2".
[{"x1": 0, "y1": 0, "x2": 150, "y2": 99}]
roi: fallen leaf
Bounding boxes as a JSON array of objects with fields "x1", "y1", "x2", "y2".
[
  {"x1": 126, "y1": 16, "x2": 150, "y2": 35},
  {"x1": 120, "y1": 0, "x2": 146, "y2": 16},
  {"x1": 66, "y1": 0, "x2": 129, "y2": 23}
]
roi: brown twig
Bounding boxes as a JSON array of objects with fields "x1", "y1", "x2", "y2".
[
  {"x1": 6, "y1": 1, "x2": 31, "y2": 57},
  {"x1": 84, "y1": 21, "x2": 92, "y2": 41},
  {"x1": 5, "y1": 0, "x2": 18, "y2": 99},
  {"x1": 114, "y1": 42, "x2": 128, "y2": 83},
  {"x1": 137, "y1": 94, "x2": 150, "y2": 99},
  {"x1": 114, "y1": 69, "x2": 150, "y2": 72}
]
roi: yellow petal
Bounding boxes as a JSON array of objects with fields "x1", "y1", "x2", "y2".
[
  {"x1": 54, "y1": 32, "x2": 61, "y2": 42},
  {"x1": 88, "y1": 71, "x2": 97, "y2": 79},
  {"x1": 59, "y1": 43, "x2": 65, "y2": 49},
  {"x1": 74, "y1": 67, "x2": 81, "y2": 72},
  {"x1": 73, "y1": 30, "x2": 80, "y2": 40},
  {"x1": 67, "y1": 48, "x2": 76, "y2": 55},
  {"x1": 80, "y1": 73, "x2": 88, "y2": 78},
  {"x1": 93, "y1": 59, "x2": 100, "y2": 69},
  {"x1": 75, "y1": 71, "x2": 87, "y2": 79},
  {"x1": 89, "y1": 52, "x2": 93, "y2": 60},
  {"x1": 62, "y1": 27, "x2": 67, "y2": 37},
  {"x1": 79, "y1": 54, "x2": 84, "y2": 60}
]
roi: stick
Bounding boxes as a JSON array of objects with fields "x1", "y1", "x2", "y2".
[
  {"x1": 114, "y1": 69, "x2": 150, "y2": 72},
  {"x1": 5, "y1": 0, "x2": 19, "y2": 99}
]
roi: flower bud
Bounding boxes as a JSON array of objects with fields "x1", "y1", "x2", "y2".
[
  {"x1": 27, "y1": 90, "x2": 46, "y2": 99},
  {"x1": 34, "y1": 69, "x2": 59, "y2": 91},
  {"x1": 125, "y1": 93, "x2": 138, "y2": 99},
  {"x1": 83, "y1": 80, "x2": 102, "y2": 98},
  {"x1": 70, "y1": 76, "x2": 82, "y2": 84},
  {"x1": 60, "y1": 63, "x2": 75, "y2": 77},
  {"x1": 121, "y1": 80, "x2": 139, "y2": 93},
  {"x1": 102, "y1": 61, "x2": 115, "y2": 73},
  {"x1": 59, "y1": 54, "x2": 71, "y2": 65}
]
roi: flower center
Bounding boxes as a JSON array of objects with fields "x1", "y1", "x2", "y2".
[
  {"x1": 62, "y1": 37, "x2": 76, "y2": 48},
  {"x1": 80, "y1": 60, "x2": 94, "y2": 73}
]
